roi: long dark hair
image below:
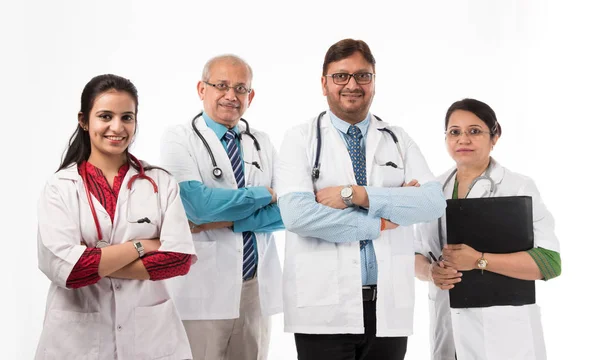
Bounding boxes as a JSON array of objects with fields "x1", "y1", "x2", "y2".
[{"x1": 57, "y1": 74, "x2": 165, "y2": 174}]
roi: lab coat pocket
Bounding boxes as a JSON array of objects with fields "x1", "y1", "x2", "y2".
[
  {"x1": 134, "y1": 299, "x2": 178, "y2": 359},
  {"x1": 481, "y1": 305, "x2": 544, "y2": 359},
  {"x1": 295, "y1": 251, "x2": 339, "y2": 307},
  {"x1": 125, "y1": 188, "x2": 160, "y2": 240},
  {"x1": 391, "y1": 255, "x2": 415, "y2": 308},
  {"x1": 372, "y1": 164, "x2": 405, "y2": 188},
  {"x1": 39, "y1": 310, "x2": 100, "y2": 360}
]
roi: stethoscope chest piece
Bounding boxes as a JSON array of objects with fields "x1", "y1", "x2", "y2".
[{"x1": 213, "y1": 167, "x2": 223, "y2": 179}]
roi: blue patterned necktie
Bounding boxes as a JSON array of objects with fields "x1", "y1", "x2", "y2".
[
  {"x1": 224, "y1": 130, "x2": 257, "y2": 280},
  {"x1": 347, "y1": 125, "x2": 369, "y2": 249}
]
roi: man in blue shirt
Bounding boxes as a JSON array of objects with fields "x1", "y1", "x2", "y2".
[
  {"x1": 161, "y1": 54, "x2": 284, "y2": 360},
  {"x1": 276, "y1": 39, "x2": 446, "y2": 360}
]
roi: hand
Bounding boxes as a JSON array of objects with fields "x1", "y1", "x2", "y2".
[
  {"x1": 189, "y1": 220, "x2": 233, "y2": 233},
  {"x1": 402, "y1": 179, "x2": 420, "y2": 187},
  {"x1": 266, "y1": 187, "x2": 277, "y2": 204},
  {"x1": 431, "y1": 261, "x2": 462, "y2": 290},
  {"x1": 315, "y1": 186, "x2": 346, "y2": 209},
  {"x1": 140, "y1": 238, "x2": 161, "y2": 253},
  {"x1": 382, "y1": 219, "x2": 399, "y2": 230},
  {"x1": 442, "y1": 244, "x2": 480, "y2": 271}
]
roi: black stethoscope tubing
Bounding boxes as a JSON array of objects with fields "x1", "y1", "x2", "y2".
[
  {"x1": 312, "y1": 111, "x2": 401, "y2": 180},
  {"x1": 191, "y1": 111, "x2": 261, "y2": 179}
]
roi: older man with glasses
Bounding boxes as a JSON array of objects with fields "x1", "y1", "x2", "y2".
[
  {"x1": 161, "y1": 54, "x2": 284, "y2": 360},
  {"x1": 275, "y1": 39, "x2": 446, "y2": 360}
]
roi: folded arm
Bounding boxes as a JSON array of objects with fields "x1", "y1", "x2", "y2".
[
  {"x1": 279, "y1": 192, "x2": 380, "y2": 242},
  {"x1": 180, "y1": 180, "x2": 272, "y2": 224}
]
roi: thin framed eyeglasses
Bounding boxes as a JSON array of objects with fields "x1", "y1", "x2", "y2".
[
  {"x1": 204, "y1": 81, "x2": 251, "y2": 95},
  {"x1": 324, "y1": 72, "x2": 374, "y2": 85},
  {"x1": 445, "y1": 128, "x2": 493, "y2": 139}
]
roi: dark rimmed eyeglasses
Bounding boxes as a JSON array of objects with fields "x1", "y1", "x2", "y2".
[{"x1": 324, "y1": 72, "x2": 375, "y2": 85}]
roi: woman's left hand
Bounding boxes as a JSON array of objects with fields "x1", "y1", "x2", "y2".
[{"x1": 442, "y1": 244, "x2": 480, "y2": 271}]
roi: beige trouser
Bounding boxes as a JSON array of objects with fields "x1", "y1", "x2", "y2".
[{"x1": 183, "y1": 278, "x2": 271, "y2": 360}]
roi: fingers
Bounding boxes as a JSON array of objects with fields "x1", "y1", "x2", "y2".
[
  {"x1": 384, "y1": 219, "x2": 399, "y2": 230},
  {"x1": 402, "y1": 179, "x2": 420, "y2": 187},
  {"x1": 432, "y1": 262, "x2": 462, "y2": 289}
]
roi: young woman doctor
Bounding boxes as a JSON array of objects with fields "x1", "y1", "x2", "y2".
[
  {"x1": 415, "y1": 98, "x2": 561, "y2": 360},
  {"x1": 36, "y1": 74, "x2": 197, "y2": 359}
]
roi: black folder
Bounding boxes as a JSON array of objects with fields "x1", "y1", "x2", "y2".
[{"x1": 445, "y1": 196, "x2": 535, "y2": 308}]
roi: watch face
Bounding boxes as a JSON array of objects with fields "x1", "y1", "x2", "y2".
[
  {"x1": 341, "y1": 187, "x2": 352, "y2": 198},
  {"x1": 477, "y1": 259, "x2": 487, "y2": 269},
  {"x1": 95, "y1": 240, "x2": 110, "y2": 248}
]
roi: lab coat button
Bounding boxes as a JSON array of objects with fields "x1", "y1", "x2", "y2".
[
  {"x1": 353, "y1": 260, "x2": 359, "y2": 265},
  {"x1": 115, "y1": 284, "x2": 121, "y2": 290},
  {"x1": 117, "y1": 325, "x2": 122, "y2": 331}
]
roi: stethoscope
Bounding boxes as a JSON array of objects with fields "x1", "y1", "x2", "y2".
[
  {"x1": 81, "y1": 154, "x2": 160, "y2": 245},
  {"x1": 436, "y1": 158, "x2": 496, "y2": 253},
  {"x1": 191, "y1": 111, "x2": 262, "y2": 179},
  {"x1": 312, "y1": 111, "x2": 405, "y2": 181}
]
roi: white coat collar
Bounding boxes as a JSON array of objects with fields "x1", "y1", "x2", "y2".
[
  {"x1": 321, "y1": 111, "x2": 386, "y2": 185},
  {"x1": 438, "y1": 157, "x2": 505, "y2": 198},
  {"x1": 192, "y1": 111, "x2": 246, "y2": 188}
]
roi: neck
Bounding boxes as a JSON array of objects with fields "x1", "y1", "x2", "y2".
[
  {"x1": 331, "y1": 109, "x2": 367, "y2": 126},
  {"x1": 87, "y1": 151, "x2": 128, "y2": 175},
  {"x1": 456, "y1": 158, "x2": 491, "y2": 183}
]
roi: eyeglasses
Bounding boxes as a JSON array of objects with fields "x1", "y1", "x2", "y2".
[
  {"x1": 324, "y1": 72, "x2": 374, "y2": 85},
  {"x1": 204, "y1": 81, "x2": 252, "y2": 95},
  {"x1": 445, "y1": 128, "x2": 493, "y2": 139}
]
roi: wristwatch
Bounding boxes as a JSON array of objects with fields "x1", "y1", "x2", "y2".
[
  {"x1": 95, "y1": 240, "x2": 110, "y2": 248},
  {"x1": 133, "y1": 241, "x2": 145, "y2": 258},
  {"x1": 340, "y1": 186, "x2": 354, "y2": 207},
  {"x1": 477, "y1": 252, "x2": 488, "y2": 274}
]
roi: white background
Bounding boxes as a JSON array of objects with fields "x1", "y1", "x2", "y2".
[{"x1": 1, "y1": 0, "x2": 598, "y2": 359}]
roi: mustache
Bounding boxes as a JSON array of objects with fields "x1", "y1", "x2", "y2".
[
  {"x1": 219, "y1": 101, "x2": 240, "y2": 108},
  {"x1": 340, "y1": 89, "x2": 364, "y2": 95}
]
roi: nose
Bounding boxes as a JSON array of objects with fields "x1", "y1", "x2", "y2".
[
  {"x1": 224, "y1": 87, "x2": 238, "y2": 101},
  {"x1": 109, "y1": 118, "x2": 126, "y2": 132},
  {"x1": 457, "y1": 132, "x2": 471, "y2": 143},
  {"x1": 344, "y1": 75, "x2": 361, "y2": 89}
]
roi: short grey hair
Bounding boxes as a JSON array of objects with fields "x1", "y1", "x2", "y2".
[{"x1": 201, "y1": 54, "x2": 253, "y2": 86}]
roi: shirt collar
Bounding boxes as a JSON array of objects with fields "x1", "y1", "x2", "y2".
[
  {"x1": 329, "y1": 111, "x2": 371, "y2": 136},
  {"x1": 202, "y1": 112, "x2": 240, "y2": 140}
]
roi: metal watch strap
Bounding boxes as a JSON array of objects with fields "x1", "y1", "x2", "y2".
[
  {"x1": 341, "y1": 186, "x2": 354, "y2": 207},
  {"x1": 133, "y1": 241, "x2": 145, "y2": 258}
]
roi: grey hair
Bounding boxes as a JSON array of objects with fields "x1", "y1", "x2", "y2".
[{"x1": 201, "y1": 54, "x2": 253, "y2": 85}]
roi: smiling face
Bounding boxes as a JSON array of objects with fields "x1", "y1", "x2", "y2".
[
  {"x1": 79, "y1": 90, "x2": 136, "y2": 162},
  {"x1": 321, "y1": 51, "x2": 375, "y2": 124},
  {"x1": 445, "y1": 109, "x2": 499, "y2": 168},
  {"x1": 197, "y1": 59, "x2": 254, "y2": 128}
]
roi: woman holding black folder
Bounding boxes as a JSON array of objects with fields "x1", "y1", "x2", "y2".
[{"x1": 414, "y1": 98, "x2": 561, "y2": 360}]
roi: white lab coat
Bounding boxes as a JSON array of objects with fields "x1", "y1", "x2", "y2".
[
  {"x1": 416, "y1": 159, "x2": 560, "y2": 360},
  {"x1": 36, "y1": 163, "x2": 197, "y2": 360},
  {"x1": 161, "y1": 118, "x2": 283, "y2": 320},
  {"x1": 275, "y1": 111, "x2": 438, "y2": 336}
]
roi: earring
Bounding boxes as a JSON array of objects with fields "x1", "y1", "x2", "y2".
[{"x1": 83, "y1": 127, "x2": 88, "y2": 131}]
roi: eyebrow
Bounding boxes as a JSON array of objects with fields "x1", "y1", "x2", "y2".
[
  {"x1": 215, "y1": 79, "x2": 248, "y2": 86},
  {"x1": 95, "y1": 110, "x2": 135, "y2": 115},
  {"x1": 449, "y1": 124, "x2": 483, "y2": 128},
  {"x1": 333, "y1": 68, "x2": 371, "y2": 73}
]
